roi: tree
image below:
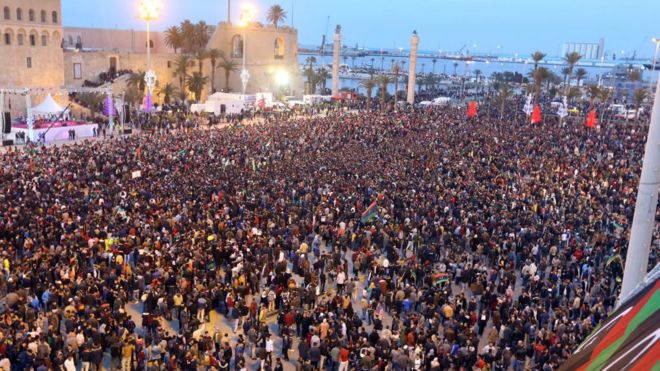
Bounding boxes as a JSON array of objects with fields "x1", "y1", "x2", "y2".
[
  {"x1": 432, "y1": 58, "x2": 437, "y2": 74},
  {"x1": 124, "y1": 86, "x2": 142, "y2": 108},
  {"x1": 563, "y1": 51, "x2": 582, "y2": 94},
  {"x1": 633, "y1": 88, "x2": 647, "y2": 119},
  {"x1": 566, "y1": 86, "x2": 581, "y2": 103},
  {"x1": 179, "y1": 20, "x2": 196, "y2": 53},
  {"x1": 494, "y1": 84, "x2": 513, "y2": 119},
  {"x1": 532, "y1": 67, "x2": 549, "y2": 101},
  {"x1": 392, "y1": 62, "x2": 402, "y2": 103},
  {"x1": 574, "y1": 68, "x2": 588, "y2": 87},
  {"x1": 531, "y1": 51, "x2": 546, "y2": 71},
  {"x1": 164, "y1": 26, "x2": 183, "y2": 54},
  {"x1": 217, "y1": 57, "x2": 239, "y2": 92},
  {"x1": 586, "y1": 85, "x2": 601, "y2": 107},
  {"x1": 377, "y1": 74, "x2": 392, "y2": 109},
  {"x1": 76, "y1": 93, "x2": 104, "y2": 115},
  {"x1": 317, "y1": 68, "x2": 331, "y2": 93},
  {"x1": 195, "y1": 48, "x2": 207, "y2": 74},
  {"x1": 474, "y1": 69, "x2": 482, "y2": 93},
  {"x1": 267, "y1": 5, "x2": 287, "y2": 28},
  {"x1": 561, "y1": 67, "x2": 571, "y2": 87},
  {"x1": 206, "y1": 49, "x2": 224, "y2": 93},
  {"x1": 186, "y1": 72, "x2": 208, "y2": 102},
  {"x1": 599, "y1": 88, "x2": 612, "y2": 123},
  {"x1": 157, "y1": 83, "x2": 178, "y2": 104},
  {"x1": 172, "y1": 54, "x2": 193, "y2": 93},
  {"x1": 194, "y1": 21, "x2": 210, "y2": 52},
  {"x1": 127, "y1": 71, "x2": 146, "y2": 93},
  {"x1": 360, "y1": 78, "x2": 376, "y2": 109}
]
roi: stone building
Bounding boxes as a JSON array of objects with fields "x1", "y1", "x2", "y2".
[{"x1": 0, "y1": 0, "x2": 301, "y2": 117}]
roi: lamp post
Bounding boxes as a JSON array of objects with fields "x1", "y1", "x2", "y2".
[
  {"x1": 238, "y1": 4, "x2": 256, "y2": 94},
  {"x1": 138, "y1": 0, "x2": 161, "y2": 112},
  {"x1": 649, "y1": 37, "x2": 660, "y2": 92}
]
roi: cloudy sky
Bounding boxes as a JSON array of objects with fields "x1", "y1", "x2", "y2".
[{"x1": 63, "y1": 0, "x2": 659, "y2": 58}]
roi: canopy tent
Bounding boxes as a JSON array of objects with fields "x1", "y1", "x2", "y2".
[
  {"x1": 559, "y1": 264, "x2": 660, "y2": 371},
  {"x1": 31, "y1": 94, "x2": 65, "y2": 115}
]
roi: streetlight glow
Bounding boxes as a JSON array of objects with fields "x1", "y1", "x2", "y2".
[
  {"x1": 238, "y1": 3, "x2": 257, "y2": 27},
  {"x1": 275, "y1": 69, "x2": 290, "y2": 86},
  {"x1": 138, "y1": 0, "x2": 162, "y2": 21}
]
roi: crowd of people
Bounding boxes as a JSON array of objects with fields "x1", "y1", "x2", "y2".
[{"x1": 0, "y1": 106, "x2": 655, "y2": 371}]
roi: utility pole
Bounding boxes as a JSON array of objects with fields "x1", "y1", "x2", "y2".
[{"x1": 228, "y1": 0, "x2": 231, "y2": 24}]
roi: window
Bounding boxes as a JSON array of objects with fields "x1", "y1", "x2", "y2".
[
  {"x1": 17, "y1": 33, "x2": 24, "y2": 46},
  {"x1": 274, "y1": 37, "x2": 285, "y2": 59},
  {"x1": 29, "y1": 34, "x2": 36, "y2": 46},
  {"x1": 29, "y1": 9, "x2": 34, "y2": 22},
  {"x1": 67, "y1": 35, "x2": 73, "y2": 47},
  {"x1": 41, "y1": 34, "x2": 47, "y2": 46},
  {"x1": 146, "y1": 39, "x2": 153, "y2": 48},
  {"x1": 41, "y1": 10, "x2": 46, "y2": 23},
  {"x1": 4, "y1": 33, "x2": 11, "y2": 45},
  {"x1": 73, "y1": 63, "x2": 82, "y2": 79},
  {"x1": 26, "y1": 57, "x2": 32, "y2": 68},
  {"x1": 231, "y1": 35, "x2": 243, "y2": 58},
  {"x1": 167, "y1": 61, "x2": 172, "y2": 68},
  {"x1": 52, "y1": 11, "x2": 58, "y2": 23},
  {"x1": 16, "y1": 8, "x2": 22, "y2": 21},
  {"x1": 3, "y1": 7, "x2": 9, "y2": 20}
]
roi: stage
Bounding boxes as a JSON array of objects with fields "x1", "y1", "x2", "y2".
[{"x1": 10, "y1": 122, "x2": 98, "y2": 143}]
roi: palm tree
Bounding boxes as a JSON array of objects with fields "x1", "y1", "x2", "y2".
[
  {"x1": 217, "y1": 57, "x2": 239, "y2": 92},
  {"x1": 532, "y1": 67, "x2": 549, "y2": 101},
  {"x1": 124, "y1": 86, "x2": 141, "y2": 108},
  {"x1": 179, "y1": 20, "x2": 196, "y2": 53},
  {"x1": 195, "y1": 48, "x2": 207, "y2": 74},
  {"x1": 127, "y1": 71, "x2": 146, "y2": 93},
  {"x1": 172, "y1": 54, "x2": 193, "y2": 93},
  {"x1": 76, "y1": 93, "x2": 105, "y2": 115},
  {"x1": 267, "y1": 5, "x2": 287, "y2": 28},
  {"x1": 377, "y1": 74, "x2": 392, "y2": 109},
  {"x1": 561, "y1": 67, "x2": 571, "y2": 87},
  {"x1": 599, "y1": 88, "x2": 611, "y2": 122},
  {"x1": 206, "y1": 49, "x2": 224, "y2": 93},
  {"x1": 474, "y1": 69, "x2": 482, "y2": 93},
  {"x1": 531, "y1": 51, "x2": 546, "y2": 71},
  {"x1": 164, "y1": 26, "x2": 183, "y2": 54},
  {"x1": 432, "y1": 58, "x2": 437, "y2": 74},
  {"x1": 633, "y1": 88, "x2": 647, "y2": 119},
  {"x1": 586, "y1": 85, "x2": 601, "y2": 108},
  {"x1": 360, "y1": 78, "x2": 376, "y2": 109},
  {"x1": 392, "y1": 62, "x2": 402, "y2": 104},
  {"x1": 157, "y1": 83, "x2": 178, "y2": 104},
  {"x1": 563, "y1": 51, "x2": 582, "y2": 93},
  {"x1": 317, "y1": 68, "x2": 331, "y2": 93},
  {"x1": 194, "y1": 21, "x2": 210, "y2": 51},
  {"x1": 186, "y1": 72, "x2": 208, "y2": 102},
  {"x1": 494, "y1": 84, "x2": 513, "y2": 119},
  {"x1": 574, "y1": 68, "x2": 588, "y2": 87},
  {"x1": 566, "y1": 86, "x2": 581, "y2": 104}
]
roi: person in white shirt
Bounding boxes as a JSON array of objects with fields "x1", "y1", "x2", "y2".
[
  {"x1": 265, "y1": 337, "x2": 274, "y2": 364},
  {"x1": 64, "y1": 355, "x2": 76, "y2": 371},
  {"x1": 336, "y1": 270, "x2": 346, "y2": 294}
]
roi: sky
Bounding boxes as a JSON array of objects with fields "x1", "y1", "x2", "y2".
[{"x1": 62, "y1": 0, "x2": 660, "y2": 59}]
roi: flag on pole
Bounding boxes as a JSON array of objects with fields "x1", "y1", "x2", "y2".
[
  {"x1": 585, "y1": 109, "x2": 597, "y2": 128},
  {"x1": 136, "y1": 145, "x2": 141, "y2": 161},
  {"x1": 435, "y1": 272, "x2": 449, "y2": 285},
  {"x1": 531, "y1": 104, "x2": 542, "y2": 124},
  {"x1": 360, "y1": 201, "x2": 378, "y2": 223},
  {"x1": 557, "y1": 97, "x2": 568, "y2": 120},
  {"x1": 523, "y1": 94, "x2": 533, "y2": 116},
  {"x1": 466, "y1": 101, "x2": 477, "y2": 119}
]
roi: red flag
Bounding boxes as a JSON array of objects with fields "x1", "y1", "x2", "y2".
[
  {"x1": 466, "y1": 101, "x2": 477, "y2": 119},
  {"x1": 585, "y1": 109, "x2": 597, "y2": 128},
  {"x1": 136, "y1": 145, "x2": 141, "y2": 161},
  {"x1": 531, "y1": 104, "x2": 542, "y2": 124}
]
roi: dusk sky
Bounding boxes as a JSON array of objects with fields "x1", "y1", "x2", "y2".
[{"x1": 63, "y1": 0, "x2": 659, "y2": 58}]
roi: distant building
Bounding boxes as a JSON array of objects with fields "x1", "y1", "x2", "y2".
[{"x1": 562, "y1": 38, "x2": 605, "y2": 60}]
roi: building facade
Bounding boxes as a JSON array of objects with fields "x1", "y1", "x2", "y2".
[
  {"x1": 562, "y1": 38, "x2": 605, "y2": 60},
  {"x1": 0, "y1": 0, "x2": 64, "y2": 116}
]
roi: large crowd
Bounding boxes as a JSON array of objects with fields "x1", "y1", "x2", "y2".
[{"x1": 0, "y1": 107, "x2": 656, "y2": 371}]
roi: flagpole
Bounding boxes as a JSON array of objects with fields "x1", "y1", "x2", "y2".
[{"x1": 619, "y1": 75, "x2": 660, "y2": 302}]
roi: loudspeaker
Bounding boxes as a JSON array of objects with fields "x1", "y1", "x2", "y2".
[
  {"x1": 2, "y1": 139, "x2": 14, "y2": 146},
  {"x1": 2, "y1": 112, "x2": 10, "y2": 134},
  {"x1": 123, "y1": 128, "x2": 132, "y2": 135},
  {"x1": 123, "y1": 105, "x2": 131, "y2": 122}
]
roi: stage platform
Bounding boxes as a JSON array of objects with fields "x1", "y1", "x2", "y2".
[{"x1": 10, "y1": 122, "x2": 97, "y2": 142}]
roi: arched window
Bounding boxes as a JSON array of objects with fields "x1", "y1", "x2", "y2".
[
  {"x1": 28, "y1": 9, "x2": 34, "y2": 22},
  {"x1": 75, "y1": 35, "x2": 82, "y2": 49},
  {"x1": 41, "y1": 10, "x2": 46, "y2": 23},
  {"x1": 29, "y1": 30, "x2": 37, "y2": 46},
  {"x1": 16, "y1": 29, "x2": 25, "y2": 46},
  {"x1": 274, "y1": 37, "x2": 285, "y2": 59},
  {"x1": 41, "y1": 31, "x2": 48, "y2": 46},
  {"x1": 4, "y1": 29, "x2": 14, "y2": 45},
  {"x1": 16, "y1": 8, "x2": 22, "y2": 21},
  {"x1": 3, "y1": 7, "x2": 9, "y2": 20},
  {"x1": 231, "y1": 34, "x2": 243, "y2": 58},
  {"x1": 52, "y1": 11, "x2": 58, "y2": 23}
]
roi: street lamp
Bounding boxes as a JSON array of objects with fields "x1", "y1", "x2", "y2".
[
  {"x1": 649, "y1": 37, "x2": 660, "y2": 91},
  {"x1": 138, "y1": 0, "x2": 161, "y2": 111},
  {"x1": 238, "y1": 4, "x2": 257, "y2": 94}
]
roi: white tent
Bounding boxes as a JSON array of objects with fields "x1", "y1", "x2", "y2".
[{"x1": 31, "y1": 94, "x2": 65, "y2": 115}]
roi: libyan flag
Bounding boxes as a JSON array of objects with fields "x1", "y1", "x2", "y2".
[
  {"x1": 360, "y1": 201, "x2": 378, "y2": 223},
  {"x1": 434, "y1": 272, "x2": 449, "y2": 285}
]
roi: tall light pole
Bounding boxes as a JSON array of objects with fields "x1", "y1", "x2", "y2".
[
  {"x1": 138, "y1": 0, "x2": 161, "y2": 112},
  {"x1": 238, "y1": 4, "x2": 256, "y2": 94},
  {"x1": 649, "y1": 37, "x2": 660, "y2": 92}
]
